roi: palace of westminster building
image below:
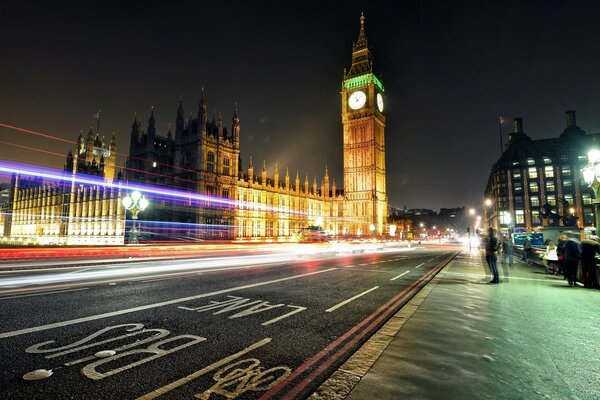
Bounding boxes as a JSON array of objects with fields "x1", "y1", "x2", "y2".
[{"x1": 2, "y1": 15, "x2": 389, "y2": 244}]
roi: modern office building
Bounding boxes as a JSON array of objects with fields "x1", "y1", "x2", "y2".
[{"x1": 484, "y1": 111, "x2": 598, "y2": 232}]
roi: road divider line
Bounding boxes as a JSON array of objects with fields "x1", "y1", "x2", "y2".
[
  {"x1": 0, "y1": 268, "x2": 337, "y2": 340},
  {"x1": 326, "y1": 286, "x2": 380, "y2": 313},
  {"x1": 414, "y1": 262, "x2": 426, "y2": 269},
  {"x1": 390, "y1": 271, "x2": 410, "y2": 281},
  {"x1": 0, "y1": 287, "x2": 89, "y2": 301}
]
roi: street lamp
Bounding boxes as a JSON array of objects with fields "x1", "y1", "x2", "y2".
[
  {"x1": 122, "y1": 190, "x2": 149, "y2": 244},
  {"x1": 369, "y1": 223, "x2": 376, "y2": 239}
]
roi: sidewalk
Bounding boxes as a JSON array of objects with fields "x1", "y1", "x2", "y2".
[{"x1": 312, "y1": 250, "x2": 600, "y2": 400}]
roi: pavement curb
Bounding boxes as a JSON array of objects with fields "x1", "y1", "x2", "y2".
[{"x1": 309, "y1": 254, "x2": 459, "y2": 400}]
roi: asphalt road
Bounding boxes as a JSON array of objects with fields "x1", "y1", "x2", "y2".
[{"x1": 0, "y1": 245, "x2": 458, "y2": 400}]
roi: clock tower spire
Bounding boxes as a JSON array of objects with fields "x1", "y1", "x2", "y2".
[{"x1": 341, "y1": 13, "x2": 387, "y2": 236}]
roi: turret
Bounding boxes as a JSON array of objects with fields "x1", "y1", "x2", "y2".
[
  {"x1": 304, "y1": 173, "x2": 309, "y2": 193},
  {"x1": 129, "y1": 114, "x2": 140, "y2": 154},
  {"x1": 232, "y1": 103, "x2": 240, "y2": 148},
  {"x1": 176, "y1": 99, "x2": 185, "y2": 136},
  {"x1": 322, "y1": 166, "x2": 330, "y2": 197},
  {"x1": 332, "y1": 179, "x2": 337, "y2": 196},
  {"x1": 313, "y1": 176, "x2": 318, "y2": 195},
  {"x1": 248, "y1": 156, "x2": 254, "y2": 182},
  {"x1": 198, "y1": 88, "x2": 208, "y2": 135},
  {"x1": 147, "y1": 107, "x2": 156, "y2": 152},
  {"x1": 295, "y1": 171, "x2": 300, "y2": 193},
  {"x1": 261, "y1": 160, "x2": 267, "y2": 186},
  {"x1": 285, "y1": 167, "x2": 290, "y2": 190},
  {"x1": 274, "y1": 164, "x2": 279, "y2": 188}
]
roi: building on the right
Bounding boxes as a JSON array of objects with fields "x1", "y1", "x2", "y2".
[{"x1": 484, "y1": 110, "x2": 600, "y2": 233}]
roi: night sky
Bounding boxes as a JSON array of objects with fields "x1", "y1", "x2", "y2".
[{"x1": 2, "y1": 1, "x2": 600, "y2": 211}]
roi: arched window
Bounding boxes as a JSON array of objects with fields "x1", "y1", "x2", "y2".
[
  {"x1": 207, "y1": 151, "x2": 215, "y2": 172},
  {"x1": 223, "y1": 157, "x2": 230, "y2": 175}
]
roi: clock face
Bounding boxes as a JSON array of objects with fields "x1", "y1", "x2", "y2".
[
  {"x1": 348, "y1": 91, "x2": 367, "y2": 110},
  {"x1": 377, "y1": 93, "x2": 384, "y2": 112}
]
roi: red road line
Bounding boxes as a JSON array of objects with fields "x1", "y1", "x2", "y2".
[{"x1": 260, "y1": 253, "x2": 457, "y2": 400}]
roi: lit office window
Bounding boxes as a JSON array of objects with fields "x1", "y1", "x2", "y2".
[
  {"x1": 583, "y1": 194, "x2": 592, "y2": 205},
  {"x1": 547, "y1": 195, "x2": 556, "y2": 206},
  {"x1": 528, "y1": 167, "x2": 538, "y2": 179},
  {"x1": 563, "y1": 179, "x2": 572, "y2": 188},
  {"x1": 532, "y1": 210, "x2": 540, "y2": 224},
  {"x1": 562, "y1": 167, "x2": 571, "y2": 176},
  {"x1": 530, "y1": 196, "x2": 540, "y2": 207},
  {"x1": 500, "y1": 211, "x2": 511, "y2": 225},
  {"x1": 512, "y1": 169, "x2": 521, "y2": 179},
  {"x1": 529, "y1": 182, "x2": 539, "y2": 193},
  {"x1": 527, "y1": 158, "x2": 535, "y2": 166},
  {"x1": 543, "y1": 157, "x2": 552, "y2": 164},
  {"x1": 546, "y1": 181, "x2": 555, "y2": 192},
  {"x1": 516, "y1": 210, "x2": 525, "y2": 224},
  {"x1": 544, "y1": 166, "x2": 554, "y2": 178}
]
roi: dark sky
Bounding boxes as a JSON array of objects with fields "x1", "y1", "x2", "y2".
[{"x1": 2, "y1": 1, "x2": 600, "y2": 211}]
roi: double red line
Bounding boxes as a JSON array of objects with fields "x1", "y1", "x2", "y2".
[{"x1": 261, "y1": 252, "x2": 458, "y2": 400}]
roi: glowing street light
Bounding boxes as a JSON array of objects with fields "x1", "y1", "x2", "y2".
[
  {"x1": 122, "y1": 190, "x2": 149, "y2": 244},
  {"x1": 468, "y1": 208, "x2": 476, "y2": 216},
  {"x1": 485, "y1": 198, "x2": 492, "y2": 207}
]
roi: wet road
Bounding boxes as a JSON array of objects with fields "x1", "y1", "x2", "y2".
[{"x1": 0, "y1": 245, "x2": 457, "y2": 399}]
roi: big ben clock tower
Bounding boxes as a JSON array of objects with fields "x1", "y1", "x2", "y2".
[{"x1": 342, "y1": 13, "x2": 387, "y2": 236}]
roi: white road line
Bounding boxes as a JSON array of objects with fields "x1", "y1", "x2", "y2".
[
  {"x1": 325, "y1": 286, "x2": 380, "y2": 313},
  {"x1": 0, "y1": 268, "x2": 337, "y2": 340},
  {"x1": 390, "y1": 271, "x2": 410, "y2": 281},
  {"x1": 140, "y1": 277, "x2": 180, "y2": 283},
  {"x1": 0, "y1": 287, "x2": 89, "y2": 301},
  {"x1": 414, "y1": 262, "x2": 426, "y2": 269}
]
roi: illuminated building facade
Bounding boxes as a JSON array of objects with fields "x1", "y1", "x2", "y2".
[
  {"x1": 4, "y1": 129, "x2": 125, "y2": 245},
  {"x1": 124, "y1": 14, "x2": 387, "y2": 240},
  {"x1": 484, "y1": 111, "x2": 598, "y2": 232},
  {"x1": 341, "y1": 13, "x2": 388, "y2": 236}
]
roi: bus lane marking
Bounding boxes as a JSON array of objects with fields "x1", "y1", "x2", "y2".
[
  {"x1": 137, "y1": 338, "x2": 273, "y2": 400},
  {"x1": 178, "y1": 296, "x2": 307, "y2": 326},
  {"x1": 325, "y1": 286, "x2": 380, "y2": 313},
  {"x1": 414, "y1": 262, "x2": 426, "y2": 269},
  {"x1": 0, "y1": 268, "x2": 337, "y2": 340}
]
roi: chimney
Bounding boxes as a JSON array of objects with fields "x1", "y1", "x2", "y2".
[
  {"x1": 513, "y1": 117, "x2": 523, "y2": 133},
  {"x1": 565, "y1": 110, "x2": 576, "y2": 127}
]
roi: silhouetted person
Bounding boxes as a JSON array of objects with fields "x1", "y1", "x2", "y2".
[
  {"x1": 522, "y1": 236, "x2": 532, "y2": 263},
  {"x1": 544, "y1": 241, "x2": 559, "y2": 274},
  {"x1": 563, "y1": 235, "x2": 582, "y2": 287},
  {"x1": 501, "y1": 235, "x2": 514, "y2": 267},
  {"x1": 580, "y1": 235, "x2": 600, "y2": 288},
  {"x1": 485, "y1": 227, "x2": 500, "y2": 284}
]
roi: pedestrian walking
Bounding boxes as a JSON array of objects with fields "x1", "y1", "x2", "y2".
[
  {"x1": 522, "y1": 236, "x2": 532, "y2": 263},
  {"x1": 502, "y1": 234, "x2": 514, "y2": 267},
  {"x1": 580, "y1": 235, "x2": 600, "y2": 288},
  {"x1": 485, "y1": 227, "x2": 500, "y2": 284},
  {"x1": 563, "y1": 235, "x2": 582, "y2": 287},
  {"x1": 544, "y1": 241, "x2": 559, "y2": 274}
]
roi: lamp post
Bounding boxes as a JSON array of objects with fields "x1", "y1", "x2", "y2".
[
  {"x1": 122, "y1": 190, "x2": 149, "y2": 244},
  {"x1": 370, "y1": 223, "x2": 376, "y2": 240}
]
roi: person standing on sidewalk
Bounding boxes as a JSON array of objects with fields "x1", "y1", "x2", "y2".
[
  {"x1": 485, "y1": 227, "x2": 500, "y2": 284},
  {"x1": 522, "y1": 236, "x2": 532, "y2": 263},
  {"x1": 563, "y1": 235, "x2": 582, "y2": 287},
  {"x1": 580, "y1": 235, "x2": 600, "y2": 288},
  {"x1": 544, "y1": 241, "x2": 559, "y2": 274}
]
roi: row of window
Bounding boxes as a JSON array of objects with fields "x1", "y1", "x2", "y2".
[
  {"x1": 206, "y1": 152, "x2": 231, "y2": 175},
  {"x1": 512, "y1": 155, "x2": 587, "y2": 168},
  {"x1": 513, "y1": 166, "x2": 571, "y2": 179},
  {"x1": 498, "y1": 209, "x2": 595, "y2": 225}
]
